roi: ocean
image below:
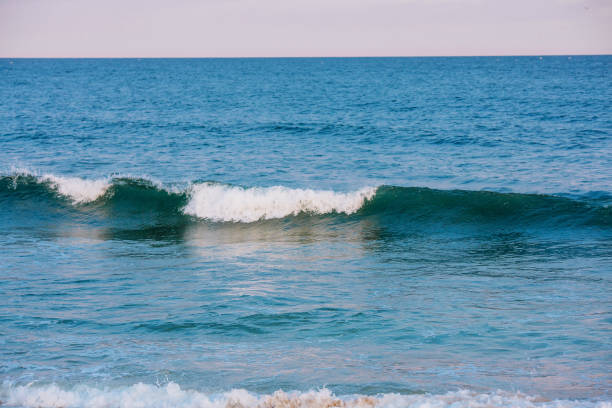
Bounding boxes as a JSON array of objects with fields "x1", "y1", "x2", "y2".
[{"x1": 0, "y1": 56, "x2": 610, "y2": 407}]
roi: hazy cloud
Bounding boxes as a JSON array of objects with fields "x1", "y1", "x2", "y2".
[{"x1": 0, "y1": 0, "x2": 610, "y2": 56}]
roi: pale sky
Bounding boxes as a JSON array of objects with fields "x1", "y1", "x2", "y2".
[{"x1": 0, "y1": 0, "x2": 610, "y2": 57}]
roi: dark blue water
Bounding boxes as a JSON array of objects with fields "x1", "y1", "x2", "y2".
[{"x1": 0, "y1": 57, "x2": 611, "y2": 408}]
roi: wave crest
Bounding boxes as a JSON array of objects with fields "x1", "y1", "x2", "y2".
[
  {"x1": 41, "y1": 174, "x2": 110, "y2": 203},
  {"x1": 1, "y1": 382, "x2": 609, "y2": 408},
  {"x1": 184, "y1": 183, "x2": 377, "y2": 222}
]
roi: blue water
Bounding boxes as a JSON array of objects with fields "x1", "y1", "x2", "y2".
[{"x1": 0, "y1": 57, "x2": 611, "y2": 407}]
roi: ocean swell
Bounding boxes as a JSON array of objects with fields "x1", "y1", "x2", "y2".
[{"x1": 0, "y1": 173, "x2": 610, "y2": 227}]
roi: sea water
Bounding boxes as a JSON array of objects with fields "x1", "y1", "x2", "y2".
[{"x1": 0, "y1": 57, "x2": 611, "y2": 407}]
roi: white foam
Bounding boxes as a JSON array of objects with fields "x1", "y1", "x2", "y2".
[
  {"x1": 41, "y1": 174, "x2": 110, "y2": 203},
  {"x1": 183, "y1": 183, "x2": 377, "y2": 223},
  {"x1": 1, "y1": 383, "x2": 609, "y2": 408}
]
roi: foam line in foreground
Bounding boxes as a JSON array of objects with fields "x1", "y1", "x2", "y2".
[{"x1": 2, "y1": 383, "x2": 610, "y2": 408}]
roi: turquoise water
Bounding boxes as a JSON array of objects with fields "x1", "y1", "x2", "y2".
[{"x1": 0, "y1": 57, "x2": 611, "y2": 407}]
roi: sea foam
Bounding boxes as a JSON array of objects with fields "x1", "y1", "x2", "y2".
[
  {"x1": 183, "y1": 183, "x2": 377, "y2": 222},
  {"x1": 1, "y1": 382, "x2": 609, "y2": 408},
  {"x1": 41, "y1": 174, "x2": 110, "y2": 203}
]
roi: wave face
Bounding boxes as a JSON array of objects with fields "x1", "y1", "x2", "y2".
[
  {"x1": 1, "y1": 383, "x2": 609, "y2": 408},
  {"x1": 0, "y1": 173, "x2": 610, "y2": 227}
]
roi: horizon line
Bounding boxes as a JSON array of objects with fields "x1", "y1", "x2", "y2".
[{"x1": 1, "y1": 53, "x2": 611, "y2": 59}]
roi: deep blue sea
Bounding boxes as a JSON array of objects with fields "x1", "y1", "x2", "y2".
[{"x1": 0, "y1": 57, "x2": 611, "y2": 408}]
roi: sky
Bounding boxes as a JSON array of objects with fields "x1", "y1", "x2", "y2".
[{"x1": 0, "y1": 0, "x2": 610, "y2": 57}]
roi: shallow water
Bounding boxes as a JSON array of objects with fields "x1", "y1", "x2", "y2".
[{"x1": 0, "y1": 57, "x2": 611, "y2": 407}]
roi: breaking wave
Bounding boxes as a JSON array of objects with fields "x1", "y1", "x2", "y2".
[
  {"x1": 39, "y1": 174, "x2": 111, "y2": 203},
  {"x1": 1, "y1": 382, "x2": 609, "y2": 408},
  {"x1": 0, "y1": 172, "x2": 610, "y2": 227},
  {"x1": 183, "y1": 183, "x2": 376, "y2": 222}
]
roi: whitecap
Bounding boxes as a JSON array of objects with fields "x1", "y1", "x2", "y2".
[
  {"x1": 183, "y1": 183, "x2": 377, "y2": 223},
  {"x1": 41, "y1": 174, "x2": 110, "y2": 203}
]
